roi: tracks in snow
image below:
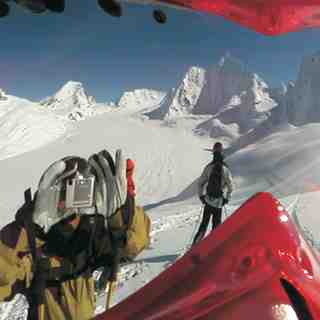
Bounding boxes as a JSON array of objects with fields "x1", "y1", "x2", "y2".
[{"x1": 113, "y1": 208, "x2": 202, "y2": 291}]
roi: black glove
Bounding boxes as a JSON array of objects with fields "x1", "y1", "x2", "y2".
[
  {"x1": 222, "y1": 198, "x2": 229, "y2": 206},
  {"x1": 199, "y1": 195, "x2": 206, "y2": 205},
  {"x1": 15, "y1": 188, "x2": 35, "y2": 226}
]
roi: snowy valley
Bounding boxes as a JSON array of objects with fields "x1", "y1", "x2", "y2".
[{"x1": 1, "y1": 52, "x2": 320, "y2": 318}]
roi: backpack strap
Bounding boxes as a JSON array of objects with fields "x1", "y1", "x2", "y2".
[{"x1": 121, "y1": 194, "x2": 135, "y2": 229}]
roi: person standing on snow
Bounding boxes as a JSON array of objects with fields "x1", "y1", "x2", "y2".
[{"x1": 192, "y1": 142, "x2": 233, "y2": 245}]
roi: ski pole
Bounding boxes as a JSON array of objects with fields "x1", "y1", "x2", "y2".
[
  {"x1": 186, "y1": 205, "x2": 204, "y2": 249},
  {"x1": 222, "y1": 205, "x2": 227, "y2": 222}
]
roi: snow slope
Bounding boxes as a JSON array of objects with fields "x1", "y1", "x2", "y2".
[
  {"x1": 0, "y1": 102, "x2": 320, "y2": 318},
  {"x1": 0, "y1": 110, "x2": 210, "y2": 227},
  {"x1": 2, "y1": 53, "x2": 320, "y2": 318},
  {"x1": 0, "y1": 94, "x2": 68, "y2": 160}
]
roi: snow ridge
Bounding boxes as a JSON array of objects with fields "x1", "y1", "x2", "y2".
[
  {"x1": 0, "y1": 95, "x2": 67, "y2": 160},
  {"x1": 118, "y1": 89, "x2": 166, "y2": 113}
]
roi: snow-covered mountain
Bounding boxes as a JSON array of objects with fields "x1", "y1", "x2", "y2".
[
  {"x1": 194, "y1": 73, "x2": 276, "y2": 144},
  {"x1": 225, "y1": 52, "x2": 320, "y2": 152},
  {"x1": 146, "y1": 67, "x2": 205, "y2": 119},
  {"x1": 144, "y1": 52, "x2": 320, "y2": 138},
  {"x1": 193, "y1": 54, "x2": 252, "y2": 115},
  {"x1": 40, "y1": 81, "x2": 104, "y2": 121},
  {"x1": 117, "y1": 89, "x2": 166, "y2": 113},
  {"x1": 146, "y1": 55, "x2": 276, "y2": 146},
  {"x1": 273, "y1": 52, "x2": 320, "y2": 126},
  {"x1": 173, "y1": 55, "x2": 275, "y2": 146},
  {"x1": 0, "y1": 94, "x2": 67, "y2": 160},
  {"x1": 225, "y1": 82, "x2": 293, "y2": 153},
  {"x1": 2, "y1": 52, "x2": 320, "y2": 165}
]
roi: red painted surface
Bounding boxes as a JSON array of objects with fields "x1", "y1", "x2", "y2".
[
  {"x1": 126, "y1": 158, "x2": 136, "y2": 197},
  {"x1": 95, "y1": 192, "x2": 320, "y2": 319},
  {"x1": 157, "y1": 0, "x2": 320, "y2": 35}
]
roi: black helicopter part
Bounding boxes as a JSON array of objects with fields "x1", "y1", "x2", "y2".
[
  {"x1": 153, "y1": 9, "x2": 167, "y2": 23},
  {"x1": 97, "y1": 0, "x2": 122, "y2": 17},
  {"x1": 0, "y1": 1, "x2": 9, "y2": 17}
]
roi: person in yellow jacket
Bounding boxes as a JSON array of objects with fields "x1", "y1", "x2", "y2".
[{"x1": 0, "y1": 149, "x2": 132, "y2": 320}]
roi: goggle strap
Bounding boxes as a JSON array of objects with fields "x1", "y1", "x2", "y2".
[{"x1": 55, "y1": 162, "x2": 78, "y2": 185}]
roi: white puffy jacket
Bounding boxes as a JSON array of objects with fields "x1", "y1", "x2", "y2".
[{"x1": 198, "y1": 162, "x2": 234, "y2": 208}]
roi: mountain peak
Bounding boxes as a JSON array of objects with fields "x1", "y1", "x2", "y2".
[
  {"x1": 193, "y1": 55, "x2": 261, "y2": 115},
  {"x1": 50, "y1": 81, "x2": 95, "y2": 104},
  {"x1": 63, "y1": 80, "x2": 82, "y2": 87},
  {"x1": 146, "y1": 66, "x2": 206, "y2": 120},
  {"x1": 40, "y1": 81, "x2": 97, "y2": 120},
  {"x1": 218, "y1": 53, "x2": 244, "y2": 74}
]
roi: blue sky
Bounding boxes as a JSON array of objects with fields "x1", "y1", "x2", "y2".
[{"x1": 0, "y1": 0, "x2": 320, "y2": 103}]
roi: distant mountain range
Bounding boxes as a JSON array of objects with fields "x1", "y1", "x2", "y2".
[{"x1": 0, "y1": 52, "x2": 320, "y2": 159}]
